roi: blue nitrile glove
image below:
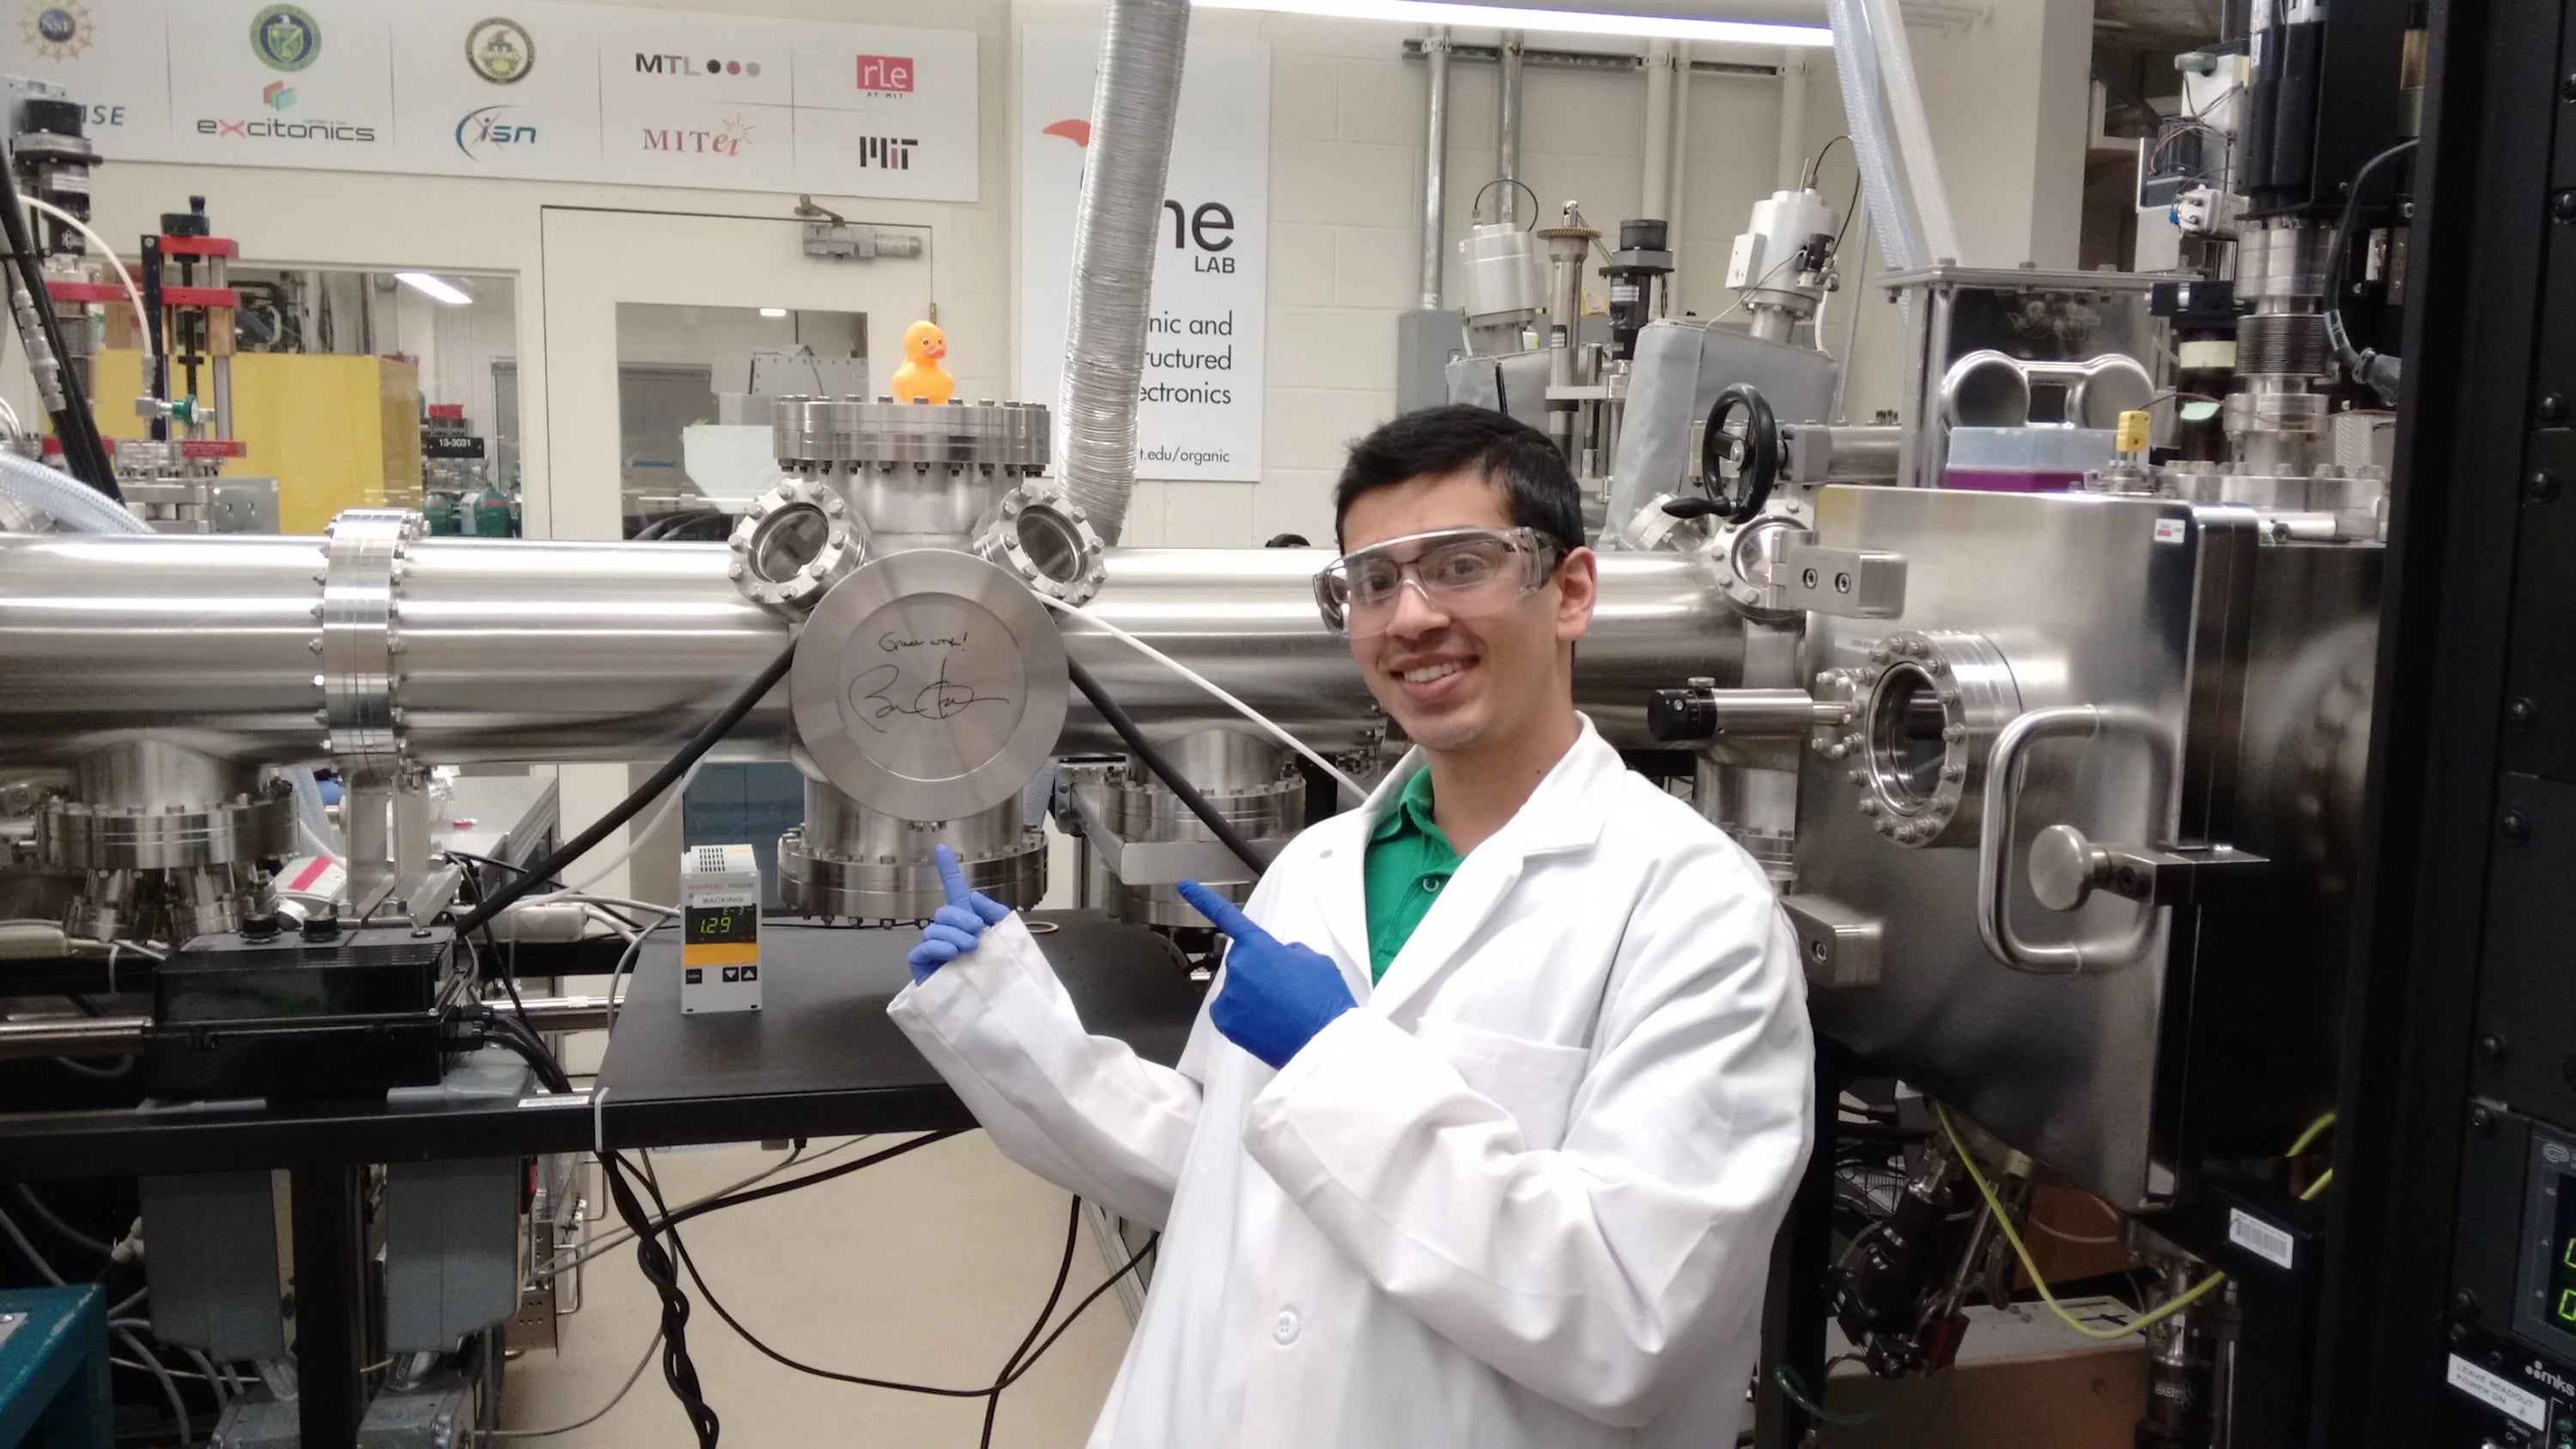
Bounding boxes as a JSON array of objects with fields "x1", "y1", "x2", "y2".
[
  {"x1": 908, "y1": 845, "x2": 1015, "y2": 984},
  {"x1": 1176, "y1": 881, "x2": 1356, "y2": 1070}
]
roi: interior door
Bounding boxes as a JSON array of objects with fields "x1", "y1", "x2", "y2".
[{"x1": 534, "y1": 206, "x2": 932, "y2": 542}]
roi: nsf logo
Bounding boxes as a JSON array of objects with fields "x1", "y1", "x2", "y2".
[{"x1": 250, "y1": 3, "x2": 318, "y2": 72}]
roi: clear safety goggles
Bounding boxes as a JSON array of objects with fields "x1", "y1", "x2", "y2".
[{"x1": 1313, "y1": 526, "x2": 1564, "y2": 639}]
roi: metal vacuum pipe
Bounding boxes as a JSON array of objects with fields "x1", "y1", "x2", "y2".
[
  {"x1": 0, "y1": 536, "x2": 1741, "y2": 764},
  {"x1": 1642, "y1": 41, "x2": 1675, "y2": 221},
  {"x1": 1496, "y1": 32, "x2": 1526, "y2": 224},
  {"x1": 1056, "y1": 0, "x2": 1192, "y2": 546},
  {"x1": 1419, "y1": 27, "x2": 1453, "y2": 311}
]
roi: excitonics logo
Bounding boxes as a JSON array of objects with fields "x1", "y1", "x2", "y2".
[
  {"x1": 199, "y1": 75, "x2": 374, "y2": 143},
  {"x1": 641, "y1": 113, "x2": 752, "y2": 157},
  {"x1": 249, "y1": 3, "x2": 318, "y2": 72},
  {"x1": 21, "y1": 1, "x2": 91, "y2": 61},
  {"x1": 455, "y1": 104, "x2": 538, "y2": 159},
  {"x1": 465, "y1": 16, "x2": 533, "y2": 84}
]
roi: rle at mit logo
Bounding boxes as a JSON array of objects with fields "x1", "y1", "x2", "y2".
[
  {"x1": 854, "y1": 54, "x2": 913, "y2": 94},
  {"x1": 857, "y1": 136, "x2": 915, "y2": 170}
]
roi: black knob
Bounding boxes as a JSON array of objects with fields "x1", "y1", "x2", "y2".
[
  {"x1": 1698, "y1": 384, "x2": 1781, "y2": 525},
  {"x1": 1648, "y1": 687, "x2": 1720, "y2": 744},
  {"x1": 240, "y1": 912, "x2": 281, "y2": 942},
  {"x1": 301, "y1": 909, "x2": 342, "y2": 943}
]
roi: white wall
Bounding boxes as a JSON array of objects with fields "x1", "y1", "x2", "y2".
[{"x1": 64, "y1": 0, "x2": 2091, "y2": 541}]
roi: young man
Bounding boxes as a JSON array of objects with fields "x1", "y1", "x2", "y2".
[{"x1": 889, "y1": 405, "x2": 1814, "y2": 1447}]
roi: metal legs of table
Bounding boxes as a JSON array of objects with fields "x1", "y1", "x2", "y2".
[
  {"x1": 291, "y1": 1163, "x2": 368, "y2": 1449},
  {"x1": 1754, "y1": 1042, "x2": 1843, "y2": 1447}
]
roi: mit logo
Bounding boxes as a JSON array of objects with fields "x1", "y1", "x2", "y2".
[{"x1": 858, "y1": 136, "x2": 916, "y2": 170}]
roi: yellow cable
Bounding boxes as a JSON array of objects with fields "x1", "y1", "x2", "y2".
[
  {"x1": 2286, "y1": 1111, "x2": 2336, "y2": 1160},
  {"x1": 2300, "y1": 1167, "x2": 2333, "y2": 1200},
  {"x1": 1935, "y1": 1103, "x2": 2225, "y2": 1341}
]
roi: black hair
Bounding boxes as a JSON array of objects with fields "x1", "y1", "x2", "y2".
[{"x1": 1332, "y1": 404, "x2": 1583, "y2": 555}]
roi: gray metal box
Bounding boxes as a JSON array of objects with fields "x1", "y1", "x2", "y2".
[{"x1": 1794, "y1": 487, "x2": 2377, "y2": 1209}]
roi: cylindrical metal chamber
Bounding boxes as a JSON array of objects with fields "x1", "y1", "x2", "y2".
[
  {"x1": 1076, "y1": 731, "x2": 1306, "y2": 927},
  {"x1": 779, "y1": 779, "x2": 1045, "y2": 922},
  {"x1": 0, "y1": 535, "x2": 1741, "y2": 766}
]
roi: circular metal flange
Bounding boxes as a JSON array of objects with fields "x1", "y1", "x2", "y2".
[
  {"x1": 1716, "y1": 512, "x2": 1810, "y2": 626},
  {"x1": 1843, "y1": 629, "x2": 2020, "y2": 848},
  {"x1": 726, "y1": 476, "x2": 871, "y2": 616},
  {"x1": 38, "y1": 782, "x2": 296, "y2": 872},
  {"x1": 777, "y1": 828, "x2": 1047, "y2": 921},
  {"x1": 771, "y1": 397, "x2": 1050, "y2": 473},
  {"x1": 970, "y1": 482, "x2": 1106, "y2": 605},
  {"x1": 318, "y1": 508, "x2": 426, "y2": 787},
  {"x1": 790, "y1": 549, "x2": 1070, "y2": 822}
]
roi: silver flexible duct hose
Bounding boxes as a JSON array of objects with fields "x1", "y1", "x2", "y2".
[
  {"x1": 1056, "y1": 0, "x2": 1192, "y2": 545},
  {"x1": 0, "y1": 449, "x2": 138, "y2": 536}
]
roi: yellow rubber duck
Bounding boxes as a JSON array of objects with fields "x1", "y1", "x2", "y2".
[{"x1": 889, "y1": 319, "x2": 953, "y2": 405}]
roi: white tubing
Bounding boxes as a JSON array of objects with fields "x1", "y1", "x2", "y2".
[
  {"x1": 1057, "y1": 0, "x2": 1192, "y2": 545},
  {"x1": 1036, "y1": 591, "x2": 1370, "y2": 803},
  {"x1": 1858, "y1": 0, "x2": 1959, "y2": 263},
  {"x1": 1642, "y1": 41, "x2": 1675, "y2": 221},
  {"x1": 0, "y1": 448, "x2": 141, "y2": 535},
  {"x1": 1826, "y1": 0, "x2": 1923, "y2": 278},
  {"x1": 22, "y1": 197, "x2": 152, "y2": 360}
]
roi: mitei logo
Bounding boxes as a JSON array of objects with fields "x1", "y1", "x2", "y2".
[
  {"x1": 641, "y1": 115, "x2": 753, "y2": 156},
  {"x1": 854, "y1": 54, "x2": 912, "y2": 94}
]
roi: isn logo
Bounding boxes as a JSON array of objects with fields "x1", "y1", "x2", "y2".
[
  {"x1": 853, "y1": 54, "x2": 911, "y2": 95},
  {"x1": 21, "y1": 2, "x2": 91, "y2": 62},
  {"x1": 465, "y1": 16, "x2": 532, "y2": 84},
  {"x1": 641, "y1": 113, "x2": 752, "y2": 158},
  {"x1": 250, "y1": 3, "x2": 318, "y2": 72},
  {"x1": 855, "y1": 136, "x2": 914, "y2": 171},
  {"x1": 455, "y1": 104, "x2": 537, "y2": 160}
]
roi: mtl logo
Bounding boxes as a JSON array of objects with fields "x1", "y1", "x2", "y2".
[
  {"x1": 857, "y1": 136, "x2": 914, "y2": 170},
  {"x1": 854, "y1": 54, "x2": 912, "y2": 94}
]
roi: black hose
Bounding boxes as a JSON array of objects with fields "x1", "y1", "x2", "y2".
[
  {"x1": 1064, "y1": 655, "x2": 1268, "y2": 877},
  {"x1": 0, "y1": 156, "x2": 118, "y2": 497},
  {"x1": 449, "y1": 637, "x2": 796, "y2": 939}
]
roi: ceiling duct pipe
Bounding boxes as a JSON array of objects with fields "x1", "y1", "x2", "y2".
[
  {"x1": 1056, "y1": 0, "x2": 1192, "y2": 546},
  {"x1": 1419, "y1": 27, "x2": 1453, "y2": 310},
  {"x1": 1496, "y1": 31, "x2": 1526, "y2": 224}
]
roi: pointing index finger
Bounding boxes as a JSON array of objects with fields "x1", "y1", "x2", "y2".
[
  {"x1": 1175, "y1": 881, "x2": 1267, "y2": 943},
  {"x1": 934, "y1": 844, "x2": 972, "y2": 908}
]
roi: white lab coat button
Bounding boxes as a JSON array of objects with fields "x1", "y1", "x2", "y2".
[{"x1": 1273, "y1": 1309, "x2": 1300, "y2": 1345}]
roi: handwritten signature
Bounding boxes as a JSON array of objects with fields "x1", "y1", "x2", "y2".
[
  {"x1": 850, "y1": 658, "x2": 1012, "y2": 733},
  {"x1": 881, "y1": 631, "x2": 969, "y2": 651}
]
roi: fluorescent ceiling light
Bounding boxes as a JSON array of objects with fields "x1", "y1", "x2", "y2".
[
  {"x1": 393, "y1": 271, "x2": 471, "y2": 306},
  {"x1": 759, "y1": 307, "x2": 790, "y2": 318},
  {"x1": 1192, "y1": 0, "x2": 1831, "y2": 45}
]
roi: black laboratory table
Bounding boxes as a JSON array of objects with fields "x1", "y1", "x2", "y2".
[{"x1": 0, "y1": 911, "x2": 1204, "y2": 1449}]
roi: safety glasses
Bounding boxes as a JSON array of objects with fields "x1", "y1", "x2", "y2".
[{"x1": 1313, "y1": 526, "x2": 1564, "y2": 639}]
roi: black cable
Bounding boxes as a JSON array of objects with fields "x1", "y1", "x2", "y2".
[
  {"x1": 451, "y1": 638, "x2": 797, "y2": 940},
  {"x1": 656, "y1": 1129, "x2": 967, "y2": 1232},
  {"x1": 982, "y1": 1196, "x2": 1084, "y2": 1447},
  {"x1": 0, "y1": 155, "x2": 117, "y2": 497},
  {"x1": 650, "y1": 1168, "x2": 1158, "y2": 1401},
  {"x1": 601, "y1": 1151, "x2": 720, "y2": 1446},
  {"x1": 448, "y1": 851, "x2": 647, "y2": 932},
  {"x1": 1064, "y1": 655, "x2": 1267, "y2": 876},
  {"x1": 1471, "y1": 178, "x2": 1541, "y2": 231},
  {"x1": 473, "y1": 1016, "x2": 719, "y2": 1446},
  {"x1": 2321, "y1": 137, "x2": 2418, "y2": 403}
]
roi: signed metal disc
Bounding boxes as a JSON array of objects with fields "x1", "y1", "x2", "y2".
[{"x1": 790, "y1": 549, "x2": 1069, "y2": 822}]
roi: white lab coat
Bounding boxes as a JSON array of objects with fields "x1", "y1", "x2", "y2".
[{"x1": 888, "y1": 717, "x2": 1815, "y2": 1448}]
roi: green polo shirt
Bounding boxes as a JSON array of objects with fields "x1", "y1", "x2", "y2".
[{"x1": 1363, "y1": 767, "x2": 1462, "y2": 983}]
